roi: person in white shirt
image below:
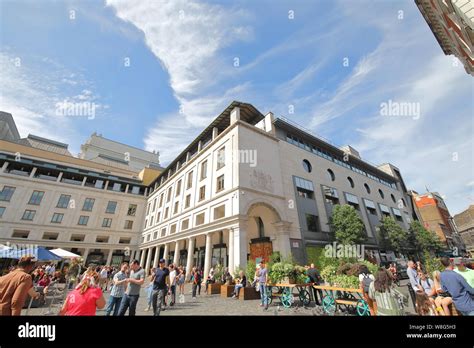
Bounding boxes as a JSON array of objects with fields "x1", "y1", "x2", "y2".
[
  {"x1": 168, "y1": 264, "x2": 177, "y2": 306},
  {"x1": 99, "y1": 267, "x2": 109, "y2": 291}
]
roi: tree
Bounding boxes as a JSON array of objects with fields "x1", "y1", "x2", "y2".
[
  {"x1": 330, "y1": 204, "x2": 365, "y2": 245},
  {"x1": 378, "y1": 216, "x2": 409, "y2": 254},
  {"x1": 408, "y1": 221, "x2": 444, "y2": 255}
]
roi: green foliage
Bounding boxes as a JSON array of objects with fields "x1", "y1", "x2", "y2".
[
  {"x1": 306, "y1": 246, "x2": 324, "y2": 269},
  {"x1": 378, "y1": 216, "x2": 409, "y2": 254},
  {"x1": 330, "y1": 205, "x2": 366, "y2": 245},
  {"x1": 246, "y1": 259, "x2": 256, "y2": 282},
  {"x1": 268, "y1": 257, "x2": 307, "y2": 284},
  {"x1": 234, "y1": 266, "x2": 245, "y2": 278},
  {"x1": 213, "y1": 264, "x2": 224, "y2": 283},
  {"x1": 409, "y1": 221, "x2": 444, "y2": 254},
  {"x1": 423, "y1": 251, "x2": 444, "y2": 277}
]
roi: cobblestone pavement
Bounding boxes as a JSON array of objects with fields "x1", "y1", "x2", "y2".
[{"x1": 22, "y1": 279, "x2": 416, "y2": 316}]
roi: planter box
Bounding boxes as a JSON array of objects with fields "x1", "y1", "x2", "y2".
[
  {"x1": 239, "y1": 286, "x2": 261, "y2": 301},
  {"x1": 207, "y1": 283, "x2": 221, "y2": 295},
  {"x1": 220, "y1": 284, "x2": 235, "y2": 298}
]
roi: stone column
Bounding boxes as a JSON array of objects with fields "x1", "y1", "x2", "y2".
[
  {"x1": 273, "y1": 221, "x2": 292, "y2": 258},
  {"x1": 82, "y1": 248, "x2": 90, "y2": 264},
  {"x1": 185, "y1": 237, "x2": 195, "y2": 281},
  {"x1": 163, "y1": 243, "x2": 169, "y2": 265},
  {"x1": 173, "y1": 241, "x2": 180, "y2": 265},
  {"x1": 106, "y1": 249, "x2": 114, "y2": 266},
  {"x1": 29, "y1": 167, "x2": 37, "y2": 178},
  {"x1": 203, "y1": 233, "x2": 213, "y2": 281},
  {"x1": 145, "y1": 248, "x2": 153, "y2": 274},
  {"x1": 153, "y1": 245, "x2": 160, "y2": 268},
  {"x1": 233, "y1": 220, "x2": 248, "y2": 269},
  {"x1": 228, "y1": 229, "x2": 234, "y2": 276}
]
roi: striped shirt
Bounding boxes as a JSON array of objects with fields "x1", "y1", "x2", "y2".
[{"x1": 110, "y1": 271, "x2": 127, "y2": 298}]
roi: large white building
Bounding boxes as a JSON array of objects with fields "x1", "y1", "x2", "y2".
[{"x1": 138, "y1": 101, "x2": 415, "y2": 279}]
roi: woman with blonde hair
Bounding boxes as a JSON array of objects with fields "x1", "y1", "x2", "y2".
[
  {"x1": 430, "y1": 270, "x2": 453, "y2": 316},
  {"x1": 60, "y1": 270, "x2": 105, "y2": 316}
]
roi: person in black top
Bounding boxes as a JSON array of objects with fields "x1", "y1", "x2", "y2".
[
  {"x1": 307, "y1": 264, "x2": 323, "y2": 305},
  {"x1": 152, "y1": 259, "x2": 169, "y2": 316}
]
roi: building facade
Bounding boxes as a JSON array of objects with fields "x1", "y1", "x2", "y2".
[
  {"x1": 138, "y1": 101, "x2": 415, "y2": 278},
  {"x1": 453, "y1": 205, "x2": 474, "y2": 255},
  {"x1": 415, "y1": 0, "x2": 474, "y2": 76}
]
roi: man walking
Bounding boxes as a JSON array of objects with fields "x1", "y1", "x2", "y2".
[
  {"x1": 152, "y1": 259, "x2": 169, "y2": 316},
  {"x1": 258, "y1": 261, "x2": 269, "y2": 310},
  {"x1": 406, "y1": 261, "x2": 421, "y2": 309},
  {"x1": 105, "y1": 262, "x2": 128, "y2": 316},
  {"x1": 118, "y1": 260, "x2": 144, "y2": 316}
]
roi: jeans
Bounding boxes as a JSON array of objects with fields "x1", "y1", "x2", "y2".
[
  {"x1": 312, "y1": 286, "x2": 323, "y2": 305},
  {"x1": 259, "y1": 284, "x2": 268, "y2": 306},
  {"x1": 192, "y1": 282, "x2": 201, "y2": 297},
  {"x1": 146, "y1": 285, "x2": 153, "y2": 307},
  {"x1": 105, "y1": 295, "x2": 123, "y2": 316},
  {"x1": 152, "y1": 289, "x2": 166, "y2": 316},
  {"x1": 460, "y1": 310, "x2": 474, "y2": 316},
  {"x1": 234, "y1": 284, "x2": 244, "y2": 297},
  {"x1": 169, "y1": 285, "x2": 176, "y2": 304},
  {"x1": 118, "y1": 294, "x2": 139, "y2": 316}
]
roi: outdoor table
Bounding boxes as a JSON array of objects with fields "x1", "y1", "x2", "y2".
[{"x1": 312, "y1": 284, "x2": 370, "y2": 316}]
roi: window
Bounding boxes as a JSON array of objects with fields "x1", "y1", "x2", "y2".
[
  {"x1": 176, "y1": 180, "x2": 182, "y2": 196},
  {"x1": 102, "y1": 218, "x2": 112, "y2": 227},
  {"x1": 119, "y1": 237, "x2": 131, "y2": 244},
  {"x1": 217, "y1": 147, "x2": 225, "y2": 170},
  {"x1": 124, "y1": 220, "x2": 133, "y2": 229},
  {"x1": 150, "y1": 215, "x2": 154, "y2": 226},
  {"x1": 379, "y1": 189, "x2": 385, "y2": 199},
  {"x1": 131, "y1": 186, "x2": 140, "y2": 194},
  {"x1": 94, "y1": 179, "x2": 104, "y2": 189},
  {"x1": 199, "y1": 186, "x2": 206, "y2": 201},
  {"x1": 22, "y1": 210, "x2": 36, "y2": 221},
  {"x1": 185, "y1": 194, "x2": 191, "y2": 208},
  {"x1": 364, "y1": 199, "x2": 377, "y2": 215},
  {"x1": 127, "y1": 204, "x2": 137, "y2": 216},
  {"x1": 364, "y1": 183, "x2": 371, "y2": 194},
  {"x1": 161, "y1": 228, "x2": 166, "y2": 237},
  {"x1": 216, "y1": 175, "x2": 224, "y2": 192},
  {"x1": 345, "y1": 193, "x2": 360, "y2": 210},
  {"x1": 78, "y1": 216, "x2": 89, "y2": 225},
  {"x1": 170, "y1": 224, "x2": 177, "y2": 234},
  {"x1": 347, "y1": 176, "x2": 354, "y2": 188},
  {"x1": 174, "y1": 201, "x2": 179, "y2": 214},
  {"x1": 146, "y1": 202, "x2": 151, "y2": 215},
  {"x1": 159, "y1": 193, "x2": 164, "y2": 207},
  {"x1": 153, "y1": 198, "x2": 157, "y2": 212},
  {"x1": 306, "y1": 214, "x2": 319, "y2": 232},
  {"x1": 295, "y1": 176, "x2": 314, "y2": 199},
  {"x1": 156, "y1": 212, "x2": 161, "y2": 223},
  {"x1": 51, "y1": 213, "x2": 64, "y2": 223},
  {"x1": 391, "y1": 194, "x2": 396, "y2": 203},
  {"x1": 12, "y1": 230, "x2": 29, "y2": 239},
  {"x1": 392, "y1": 208, "x2": 403, "y2": 222},
  {"x1": 195, "y1": 212, "x2": 205, "y2": 226},
  {"x1": 28, "y1": 191, "x2": 44, "y2": 205},
  {"x1": 302, "y1": 159, "x2": 312, "y2": 173},
  {"x1": 181, "y1": 219, "x2": 189, "y2": 230},
  {"x1": 167, "y1": 186, "x2": 172, "y2": 202},
  {"x1": 0, "y1": 186, "x2": 15, "y2": 201},
  {"x1": 379, "y1": 204, "x2": 391, "y2": 217},
  {"x1": 200, "y1": 160, "x2": 208, "y2": 180},
  {"x1": 187, "y1": 171, "x2": 193, "y2": 189},
  {"x1": 42, "y1": 232, "x2": 58, "y2": 240},
  {"x1": 106, "y1": 201, "x2": 117, "y2": 214},
  {"x1": 112, "y1": 183, "x2": 122, "y2": 192},
  {"x1": 96, "y1": 236, "x2": 109, "y2": 243},
  {"x1": 214, "y1": 205, "x2": 225, "y2": 220},
  {"x1": 82, "y1": 198, "x2": 95, "y2": 211},
  {"x1": 70, "y1": 234, "x2": 85, "y2": 242},
  {"x1": 327, "y1": 169, "x2": 335, "y2": 182},
  {"x1": 57, "y1": 194, "x2": 71, "y2": 208},
  {"x1": 164, "y1": 207, "x2": 169, "y2": 219},
  {"x1": 0, "y1": 207, "x2": 5, "y2": 218}
]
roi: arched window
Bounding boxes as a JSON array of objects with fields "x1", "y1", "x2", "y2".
[
  {"x1": 379, "y1": 189, "x2": 384, "y2": 199},
  {"x1": 302, "y1": 159, "x2": 312, "y2": 173},
  {"x1": 364, "y1": 183, "x2": 371, "y2": 194},
  {"x1": 327, "y1": 169, "x2": 335, "y2": 182},
  {"x1": 347, "y1": 176, "x2": 354, "y2": 188},
  {"x1": 257, "y1": 217, "x2": 265, "y2": 238}
]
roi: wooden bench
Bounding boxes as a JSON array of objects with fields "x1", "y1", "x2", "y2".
[
  {"x1": 206, "y1": 283, "x2": 221, "y2": 295},
  {"x1": 220, "y1": 284, "x2": 235, "y2": 298},
  {"x1": 239, "y1": 286, "x2": 261, "y2": 301}
]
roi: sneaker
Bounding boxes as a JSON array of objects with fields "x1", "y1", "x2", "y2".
[
  {"x1": 231, "y1": 295, "x2": 236, "y2": 298},
  {"x1": 144, "y1": 307, "x2": 150, "y2": 312},
  {"x1": 259, "y1": 304, "x2": 264, "y2": 307}
]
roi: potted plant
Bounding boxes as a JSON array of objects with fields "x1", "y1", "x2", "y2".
[{"x1": 207, "y1": 264, "x2": 222, "y2": 294}]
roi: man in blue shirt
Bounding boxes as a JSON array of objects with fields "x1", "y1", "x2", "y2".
[
  {"x1": 406, "y1": 261, "x2": 421, "y2": 309},
  {"x1": 152, "y1": 259, "x2": 169, "y2": 316},
  {"x1": 440, "y1": 257, "x2": 474, "y2": 316}
]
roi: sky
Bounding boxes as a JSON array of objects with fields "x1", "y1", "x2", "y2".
[{"x1": 0, "y1": 0, "x2": 473, "y2": 215}]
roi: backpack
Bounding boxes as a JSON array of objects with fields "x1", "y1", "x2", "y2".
[{"x1": 362, "y1": 274, "x2": 373, "y2": 293}]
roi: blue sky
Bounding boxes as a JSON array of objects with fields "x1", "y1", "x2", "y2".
[{"x1": 0, "y1": 0, "x2": 472, "y2": 214}]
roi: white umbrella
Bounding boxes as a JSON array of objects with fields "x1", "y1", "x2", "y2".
[
  {"x1": 0, "y1": 244, "x2": 11, "y2": 251},
  {"x1": 50, "y1": 248, "x2": 80, "y2": 259}
]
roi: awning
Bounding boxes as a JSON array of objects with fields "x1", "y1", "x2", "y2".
[
  {"x1": 50, "y1": 248, "x2": 81, "y2": 259},
  {"x1": 0, "y1": 247, "x2": 62, "y2": 261}
]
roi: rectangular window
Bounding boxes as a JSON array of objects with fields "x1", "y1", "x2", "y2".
[
  {"x1": 0, "y1": 186, "x2": 15, "y2": 202},
  {"x1": 12, "y1": 230, "x2": 29, "y2": 239},
  {"x1": 364, "y1": 199, "x2": 377, "y2": 215},
  {"x1": 112, "y1": 183, "x2": 122, "y2": 192},
  {"x1": 187, "y1": 171, "x2": 193, "y2": 189},
  {"x1": 22, "y1": 210, "x2": 36, "y2": 221},
  {"x1": 42, "y1": 232, "x2": 58, "y2": 240},
  {"x1": 306, "y1": 214, "x2": 320, "y2": 232},
  {"x1": 28, "y1": 191, "x2": 44, "y2": 205},
  {"x1": 214, "y1": 205, "x2": 225, "y2": 220},
  {"x1": 94, "y1": 180, "x2": 104, "y2": 189},
  {"x1": 216, "y1": 175, "x2": 224, "y2": 192},
  {"x1": 51, "y1": 213, "x2": 64, "y2": 223},
  {"x1": 153, "y1": 198, "x2": 157, "y2": 212},
  {"x1": 82, "y1": 198, "x2": 95, "y2": 211},
  {"x1": 195, "y1": 212, "x2": 205, "y2": 226},
  {"x1": 176, "y1": 180, "x2": 182, "y2": 196},
  {"x1": 185, "y1": 194, "x2": 191, "y2": 208},
  {"x1": 78, "y1": 215, "x2": 89, "y2": 225},
  {"x1": 295, "y1": 177, "x2": 314, "y2": 199},
  {"x1": 146, "y1": 202, "x2": 151, "y2": 215},
  {"x1": 0, "y1": 207, "x2": 5, "y2": 218},
  {"x1": 102, "y1": 218, "x2": 112, "y2": 228},
  {"x1": 379, "y1": 204, "x2": 391, "y2": 217},
  {"x1": 161, "y1": 228, "x2": 166, "y2": 237},
  {"x1": 345, "y1": 193, "x2": 359, "y2": 205},
  {"x1": 199, "y1": 186, "x2": 206, "y2": 201},
  {"x1": 119, "y1": 237, "x2": 131, "y2": 244},
  {"x1": 150, "y1": 215, "x2": 154, "y2": 226},
  {"x1": 181, "y1": 219, "x2": 189, "y2": 230},
  {"x1": 216, "y1": 147, "x2": 225, "y2": 170},
  {"x1": 170, "y1": 224, "x2": 177, "y2": 234},
  {"x1": 70, "y1": 234, "x2": 85, "y2": 242},
  {"x1": 96, "y1": 236, "x2": 109, "y2": 243},
  {"x1": 127, "y1": 204, "x2": 137, "y2": 216},
  {"x1": 106, "y1": 201, "x2": 117, "y2": 214},
  {"x1": 174, "y1": 201, "x2": 179, "y2": 214},
  {"x1": 124, "y1": 220, "x2": 133, "y2": 229},
  {"x1": 392, "y1": 208, "x2": 403, "y2": 222},
  {"x1": 200, "y1": 160, "x2": 207, "y2": 180},
  {"x1": 159, "y1": 193, "x2": 164, "y2": 207},
  {"x1": 156, "y1": 212, "x2": 161, "y2": 223},
  {"x1": 57, "y1": 194, "x2": 71, "y2": 208},
  {"x1": 167, "y1": 186, "x2": 172, "y2": 202},
  {"x1": 164, "y1": 207, "x2": 169, "y2": 219}
]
